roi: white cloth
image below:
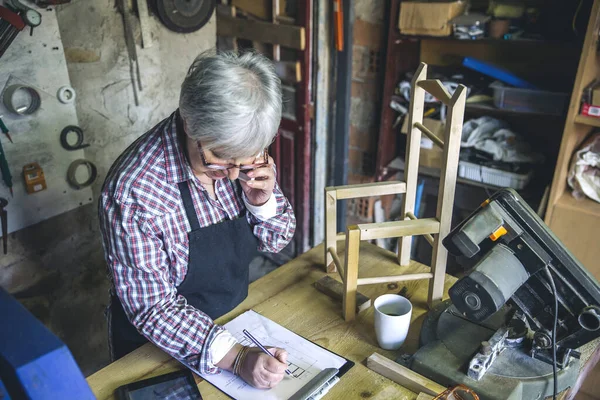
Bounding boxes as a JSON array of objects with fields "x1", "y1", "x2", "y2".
[
  {"x1": 243, "y1": 192, "x2": 278, "y2": 221},
  {"x1": 209, "y1": 330, "x2": 238, "y2": 365},
  {"x1": 568, "y1": 133, "x2": 600, "y2": 203},
  {"x1": 461, "y1": 116, "x2": 544, "y2": 164}
]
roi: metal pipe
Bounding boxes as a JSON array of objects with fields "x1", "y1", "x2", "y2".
[{"x1": 414, "y1": 122, "x2": 445, "y2": 149}]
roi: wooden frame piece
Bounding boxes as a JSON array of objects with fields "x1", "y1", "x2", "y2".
[
  {"x1": 323, "y1": 62, "x2": 466, "y2": 321},
  {"x1": 217, "y1": 13, "x2": 306, "y2": 50},
  {"x1": 367, "y1": 353, "x2": 445, "y2": 396}
]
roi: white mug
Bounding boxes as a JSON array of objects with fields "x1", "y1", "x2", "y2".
[{"x1": 373, "y1": 294, "x2": 413, "y2": 350}]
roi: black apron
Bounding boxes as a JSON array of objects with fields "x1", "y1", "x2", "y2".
[{"x1": 110, "y1": 180, "x2": 259, "y2": 359}]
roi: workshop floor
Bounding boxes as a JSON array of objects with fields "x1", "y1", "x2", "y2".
[{"x1": 17, "y1": 253, "x2": 279, "y2": 377}]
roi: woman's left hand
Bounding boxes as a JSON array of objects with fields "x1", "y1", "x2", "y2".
[{"x1": 239, "y1": 156, "x2": 276, "y2": 206}]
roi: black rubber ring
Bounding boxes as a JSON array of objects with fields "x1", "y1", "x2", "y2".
[
  {"x1": 60, "y1": 125, "x2": 89, "y2": 151},
  {"x1": 67, "y1": 159, "x2": 97, "y2": 190}
]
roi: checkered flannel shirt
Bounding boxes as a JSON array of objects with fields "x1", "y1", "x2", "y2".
[{"x1": 98, "y1": 111, "x2": 295, "y2": 375}]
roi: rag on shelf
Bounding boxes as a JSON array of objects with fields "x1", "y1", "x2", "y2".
[
  {"x1": 460, "y1": 117, "x2": 544, "y2": 164},
  {"x1": 568, "y1": 133, "x2": 600, "y2": 204}
]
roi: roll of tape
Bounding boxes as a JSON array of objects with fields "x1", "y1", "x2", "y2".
[
  {"x1": 67, "y1": 159, "x2": 97, "y2": 190},
  {"x1": 60, "y1": 125, "x2": 89, "y2": 151},
  {"x1": 3, "y1": 85, "x2": 42, "y2": 115},
  {"x1": 57, "y1": 86, "x2": 76, "y2": 104}
]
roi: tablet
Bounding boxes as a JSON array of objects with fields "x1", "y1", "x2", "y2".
[{"x1": 115, "y1": 369, "x2": 202, "y2": 400}]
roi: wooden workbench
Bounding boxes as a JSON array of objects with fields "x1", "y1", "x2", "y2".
[{"x1": 87, "y1": 242, "x2": 600, "y2": 399}]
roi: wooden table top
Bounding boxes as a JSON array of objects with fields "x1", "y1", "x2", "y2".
[{"x1": 86, "y1": 242, "x2": 599, "y2": 400}]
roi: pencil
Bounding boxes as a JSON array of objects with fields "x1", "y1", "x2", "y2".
[{"x1": 242, "y1": 329, "x2": 293, "y2": 377}]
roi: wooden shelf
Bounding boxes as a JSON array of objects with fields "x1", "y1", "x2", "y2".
[
  {"x1": 574, "y1": 115, "x2": 600, "y2": 128},
  {"x1": 466, "y1": 102, "x2": 565, "y2": 118},
  {"x1": 556, "y1": 192, "x2": 600, "y2": 218},
  {"x1": 400, "y1": 35, "x2": 579, "y2": 47}
]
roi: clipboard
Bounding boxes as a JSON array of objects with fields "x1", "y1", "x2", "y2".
[{"x1": 200, "y1": 310, "x2": 355, "y2": 400}]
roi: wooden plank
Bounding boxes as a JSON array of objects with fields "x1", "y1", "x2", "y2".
[
  {"x1": 406, "y1": 212, "x2": 434, "y2": 245},
  {"x1": 274, "y1": 61, "x2": 301, "y2": 83},
  {"x1": 217, "y1": 4, "x2": 238, "y2": 52},
  {"x1": 325, "y1": 190, "x2": 337, "y2": 273},
  {"x1": 313, "y1": 275, "x2": 371, "y2": 313},
  {"x1": 429, "y1": 85, "x2": 467, "y2": 307},
  {"x1": 217, "y1": 14, "x2": 305, "y2": 50},
  {"x1": 330, "y1": 181, "x2": 407, "y2": 200},
  {"x1": 232, "y1": 0, "x2": 287, "y2": 20},
  {"x1": 366, "y1": 353, "x2": 446, "y2": 396},
  {"x1": 328, "y1": 247, "x2": 345, "y2": 282},
  {"x1": 136, "y1": 0, "x2": 153, "y2": 48},
  {"x1": 357, "y1": 273, "x2": 433, "y2": 286},
  {"x1": 414, "y1": 122, "x2": 445, "y2": 149},
  {"x1": 357, "y1": 218, "x2": 440, "y2": 241},
  {"x1": 343, "y1": 227, "x2": 361, "y2": 321},
  {"x1": 399, "y1": 63, "x2": 427, "y2": 266},
  {"x1": 417, "y1": 79, "x2": 452, "y2": 105}
]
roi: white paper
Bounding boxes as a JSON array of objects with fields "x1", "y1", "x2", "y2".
[
  {"x1": 420, "y1": 137, "x2": 434, "y2": 149},
  {"x1": 201, "y1": 310, "x2": 346, "y2": 400}
]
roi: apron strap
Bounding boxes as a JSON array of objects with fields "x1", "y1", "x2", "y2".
[{"x1": 178, "y1": 181, "x2": 201, "y2": 231}]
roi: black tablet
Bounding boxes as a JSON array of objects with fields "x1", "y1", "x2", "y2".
[{"x1": 115, "y1": 369, "x2": 202, "y2": 400}]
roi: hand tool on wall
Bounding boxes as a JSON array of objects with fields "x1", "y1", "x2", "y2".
[
  {"x1": 23, "y1": 163, "x2": 46, "y2": 194},
  {"x1": 333, "y1": 0, "x2": 343, "y2": 51},
  {"x1": 0, "y1": 197, "x2": 8, "y2": 254},
  {"x1": 117, "y1": 0, "x2": 142, "y2": 106},
  {"x1": 0, "y1": 6, "x2": 25, "y2": 59},
  {"x1": 0, "y1": 117, "x2": 13, "y2": 143},
  {"x1": 0, "y1": 139, "x2": 12, "y2": 196},
  {"x1": 5, "y1": 0, "x2": 41, "y2": 36}
]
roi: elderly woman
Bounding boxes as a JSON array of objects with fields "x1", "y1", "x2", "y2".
[{"x1": 99, "y1": 51, "x2": 296, "y2": 389}]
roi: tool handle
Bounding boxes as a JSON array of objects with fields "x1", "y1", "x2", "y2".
[{"x1": 0, "y1": 140, "x2": 12, "y2": 190}]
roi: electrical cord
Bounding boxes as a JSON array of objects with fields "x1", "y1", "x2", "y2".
[{"x1": 544, "y1": 266, "x2": 558, "y2": 400}]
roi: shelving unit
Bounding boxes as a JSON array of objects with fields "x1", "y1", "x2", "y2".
[{"x1": 545, "y1": 0, "x2": 600, "y2": 276}]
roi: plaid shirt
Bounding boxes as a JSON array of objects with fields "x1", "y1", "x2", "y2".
[{"x1": 98, "y1": 111, "x2": 295, "y2": 375}]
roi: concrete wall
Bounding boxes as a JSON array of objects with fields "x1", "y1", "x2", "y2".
[{"x1": 0, "y1": 0, "x2": 215, "y2": 375}]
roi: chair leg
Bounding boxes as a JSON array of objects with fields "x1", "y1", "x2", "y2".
[
  {"x1": 343, "y1": 226, "x2": 361, "y2": 321},
  {"x1": 399, "y1": 63, "x2": 427, "y2": 266},
  {"x1": 428, "y1": 85, "x2": 467, "y2": 308},
  {"x1": 325, "y1": 189, "x2": 337, "y2": 273}
]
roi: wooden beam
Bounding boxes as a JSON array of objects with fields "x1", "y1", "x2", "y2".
[
  {"x1": 232, "y1": 0, "x2": 286, "y2": 20},
  {"x1": 414, "y1": 122, "x2": 444, "y2": 149},
  {"x1": 357, "y1": 218, "x2": 440, "y2": 241},
  {"x1": 357, "y1": 273, "x2": 433, "y2": 286},
  {"x1": 343, "y1": 227, "x2": 361, "y2": 321},
  {"x1": 366, "y1": 353, "x2": 446, "y2": 396},
  {"x1": 399, "y1": 62, "x2": 427, "y2": 266},
  {"x1": 325, "y1": 190, "x2": 338, "y2": 273},
  {"x1": 406, "y1": 212, "x2": 434, "y2": 245},
  {"x1": 417, "y1": 79, "x2": 452, "y2": 105},
  {"x1": 429, "y1": 85, "x2": 467, "y2": 307},
  {"x1": 328, "y1": 247, "x2": 345, "y2": 282},
  {"x1": 274, "y1": 61, "x2": 301, "y2": 83},
  {"x1": 217, "y1": 14, "x2": 305, "y2": 50},
  {"x1": 329, "y1": 181, "x2": 407, "y2": 200},
  {"x1": 313, "y1": 276, "x2": 371, "y2": 314}
]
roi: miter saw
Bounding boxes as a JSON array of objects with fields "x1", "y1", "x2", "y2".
[{"x1": 411, "y1": 189, "x2": 600, "y2": 400}]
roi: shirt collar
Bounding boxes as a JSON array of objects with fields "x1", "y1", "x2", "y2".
[{"x1": 163, "y1": 109, "x2": 195, "y2": 184}]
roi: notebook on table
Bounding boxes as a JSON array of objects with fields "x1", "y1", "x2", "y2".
[{"x1": 201, "y1": 310, "x2": 354, "y2": 400}]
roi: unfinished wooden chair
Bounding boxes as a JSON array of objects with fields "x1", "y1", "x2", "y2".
[{"x1": 324, "y1": 62, "x2": 467, "y2": 321}]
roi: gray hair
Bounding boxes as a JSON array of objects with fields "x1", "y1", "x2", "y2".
[{"x1": 179, "y1": 50, "x2": 282, "y2": 159}]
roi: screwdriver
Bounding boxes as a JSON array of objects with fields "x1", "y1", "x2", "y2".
[
  {"x1": 0, "y1": 139, "x2": 13, "y2": 196},
  {"x1": 0, "y1": 117, "x2": 12, "y2": 143}
]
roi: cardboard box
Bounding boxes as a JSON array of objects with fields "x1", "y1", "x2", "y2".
[
  {"x1": 399, "y1": 1, "x2": 467, "y2": 37},
  {"x1": 401, "y1": 117, "x2": 446, "y2": 169},
  {"x1": 592, "y1": 86, "x2": 600, "y2": 106}
]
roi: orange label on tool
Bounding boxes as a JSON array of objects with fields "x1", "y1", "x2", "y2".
[{"x1": 489, "y1": 226, "x2": 507, "y2": 241}]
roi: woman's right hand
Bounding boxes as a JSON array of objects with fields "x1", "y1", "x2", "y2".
[{"x1": 238, "y1": 347, "x2": 289, "y2": 389}]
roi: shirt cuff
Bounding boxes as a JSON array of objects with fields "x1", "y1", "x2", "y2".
[
  {"x1": 209, "y1": 329, "x2": 238, "y2": 366},
  {"x1": 243, "y1": 192, "x2": 278, "y2": 221}
]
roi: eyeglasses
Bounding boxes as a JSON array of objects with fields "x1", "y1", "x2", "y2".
[{"x1": 197, "y1": 142, "x2": 269, "y2": 179}]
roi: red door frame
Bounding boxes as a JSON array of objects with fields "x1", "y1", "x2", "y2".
[{"x1": 272, "y1": 0, "x2": 312, "y2": 255}]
